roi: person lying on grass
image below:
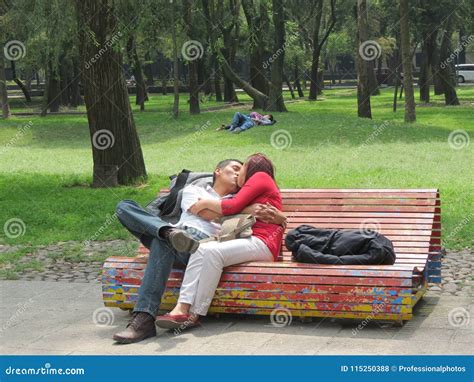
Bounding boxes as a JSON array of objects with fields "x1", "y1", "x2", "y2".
[{"x1": 216, "y1": 111, "x2": 276, "y2": 133}]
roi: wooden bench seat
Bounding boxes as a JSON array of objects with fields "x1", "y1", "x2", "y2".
[{"x1": 102, "y1": 188, "x2": 441, "y2": 324}]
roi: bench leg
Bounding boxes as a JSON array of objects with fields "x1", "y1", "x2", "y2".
[{"x1": 393, "y1": 319, "x2": 405, "y2": 327}]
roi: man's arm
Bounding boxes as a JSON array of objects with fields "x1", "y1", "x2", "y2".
[{"x1": 181, "y1": 186, "x2": 220, "y2": 222}]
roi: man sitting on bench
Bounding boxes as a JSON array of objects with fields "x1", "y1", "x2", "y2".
[{"x1": 112, "y1": 159, "x2": 285, "y2": 344}]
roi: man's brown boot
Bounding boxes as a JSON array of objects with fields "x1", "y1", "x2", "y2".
[{"x1": 113, "y1": 312, "x2": 156, "y2": 344}]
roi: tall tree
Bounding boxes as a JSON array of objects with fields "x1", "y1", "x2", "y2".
[
  {"x1": 356, "y1": 0, "x2": 372, "y2": 118},
  {"x1": 183, "y1": 0, "x2": 200, "y2": 114},
  {"x1": 127, "y1": 35, "x2": 149, "y2": 111},
  {"x1": 242, "y1": 0, "x2": 270, "y2": 107},
  {"x1": 201, "y1": 0, "x2": 269, "y2": 109},
  {"x1": 215, "y1": 0, "x2": 240, "y2": 102},
  {"x1": 76, "y1": 0, "x2": 147, "y2": 186},
  {"x1": 437, "y1": 15, "x2": 460, "y2": 106},
  {"x1": 0, "y1": 53, "x2": 10, "y2": 119},
  {"x1": 171, "y1": 0, "x2": 180, "y2": 117},
  {"x1": 399, "y1": 0, "x2": 416, "y2": 122},
  {"x1": 267, "y1": 0, "x2": 287, "y2": 111}
]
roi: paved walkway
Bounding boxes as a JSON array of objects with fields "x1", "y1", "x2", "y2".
[{"x1": 0, "y1": 280, "x2": 472, "y2": 355}]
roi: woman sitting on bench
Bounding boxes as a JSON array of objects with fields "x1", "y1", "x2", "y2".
[{"x1": 155, "y1": 153, "x2": 283, "y2": 329}]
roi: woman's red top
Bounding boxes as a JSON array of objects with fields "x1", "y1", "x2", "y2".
[{"x1": 220, "y1": 171, "x2": 283, "y2": 260}]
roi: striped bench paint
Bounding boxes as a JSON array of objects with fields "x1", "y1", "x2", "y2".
[{"x1": 102, "y1": 188, "x2": 441, "y2": 324}]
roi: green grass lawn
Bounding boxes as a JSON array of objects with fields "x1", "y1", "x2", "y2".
[{"x1": 1, "y1": 86, "x2": 473, "y2": 254}]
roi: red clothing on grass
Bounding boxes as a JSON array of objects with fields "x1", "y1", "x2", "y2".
[{"x1": 220, "y1": 171, "x2": 283, "y2": 260}]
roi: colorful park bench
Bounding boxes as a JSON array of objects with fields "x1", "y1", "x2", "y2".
[{"x1": 102, "y1": 188, "x2": 441, "y2": 326}]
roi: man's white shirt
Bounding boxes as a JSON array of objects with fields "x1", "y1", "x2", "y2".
[{"x1": 173, "y1": 184, "x2": 228, "y2": 236}]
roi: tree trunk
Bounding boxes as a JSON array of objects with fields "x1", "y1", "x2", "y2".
[
  {"x1": 284, "y1": 73, "x2": 295, "y2": 99},
  {"x1": 438, "y1": 17, "x2": 460, "y2": 106},
  {"x1": 59, "y1": 57, "x2": 71, "y2": 106},
  {"x1": 458, "y1": 28, "x2": 467, "y2": 64},
  {"x1": 213, "y1": 58, "x2": 223, "y2": 102},
  {"x1": 76, "y1": 0, "x2": 147, "y2": 186},
  {"x1": 356, "y1": 0, "x2": 372, "y2": 118},
  {"x1": 10, "y1": 60, "x2": 32, "y2": 103},
  {"x1": 308, "y1": 0, "x2": 323, "y2": 100},
  {"x1": 0, "y1": 53, "x2": 10, "y2": 118},
  {"x1": 432, "y1": 33, "x2": 444, "y2": 95},
  {"x1": 44, "y1": 62, "x2": 60, "y2": 113},
  {"x1": 294, "y1": 60, "x2": 304, "y2": 97},
  {"x1": 144, "y1": 52, "x2": 154, "y2": 86},
  {"x1": 399, "y1": 0, "x2": 416, "y2": 122},
  {"x1": 368, "y1": 60, "x2": 379, "y2": 95},
  {"x1": 127, "y1": 35, "x2": 148, "y2": 111},
  {"x1": 201, "y1": 58, "x2": 213, "y2": 96},
  {"x1": 393, "y1": 47, "x2": 401, "y2": 112},
  {"x1": 171, "y1": 0, "x2": 179, "y2": 117},
  {"x1": 70, "y1": 56, "x2": 83, "y2": 107},
  {"x1": 242, "y1": 0, "x2": 269, "y2": 108},
  {"x1": 419, "y1": 33, "x2": 434, "y2": 103},
  {"x1": 266, "y1": 0, "x2": 287, "y2": 112},
  {"x1": 183, "y1": 0, "x2": 200, "y2": 114}
]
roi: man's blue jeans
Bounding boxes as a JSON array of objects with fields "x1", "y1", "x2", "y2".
[
  {"x1": 229, "y1": 112, "x2": 254, "y2": 132},
  {"x1": 115, "y1": 200, "x2": 208, "y2": 317}
]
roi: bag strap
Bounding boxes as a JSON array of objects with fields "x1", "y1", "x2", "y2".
[{"x1": 158, "y1": 169, "x2": 190, "y2": 216}]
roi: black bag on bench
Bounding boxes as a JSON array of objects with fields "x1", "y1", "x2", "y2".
[{"x1": 285, "y1": 225, "x2": 396, "y2": 265}]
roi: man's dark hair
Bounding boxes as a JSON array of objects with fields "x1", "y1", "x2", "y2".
[
  {"x1": 267, "y1": 114, "x2": 274, "y2": 121},
  {"x1": 212, "y1": 159, "x2": 243, "y2": 184}
]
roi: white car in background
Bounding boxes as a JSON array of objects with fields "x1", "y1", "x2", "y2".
[{"x1": 455, "y1": 64, "x2": 474, "y2": 83}]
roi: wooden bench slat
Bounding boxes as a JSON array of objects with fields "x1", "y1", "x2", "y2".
[
  {"x1": 285, "y1": 211, "x2": 437, "y2": 218},
  {"x1": 283, "y1": 199, "x2": 437, "y2": 206},
  {"x1": 282, "y1": 205, "x2": 439, "y2": 213},
  {"x1": 280, "y1": 188, "x2": 438, "y2": 193},
  {"x1": 281, "y1": 192, "x2": 438, "y2": 199}
]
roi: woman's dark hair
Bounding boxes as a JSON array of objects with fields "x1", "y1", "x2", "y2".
[
  {"x1": 267, "y1": 114, "x2": 274, "y2": 121},
  {"x1": 244, "y1": 153, "x2": 275, "y2": 182}
]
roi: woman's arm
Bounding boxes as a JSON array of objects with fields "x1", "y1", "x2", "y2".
[{"x1": 221, "y1": 172, "x2": 274, "y2": 215}]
